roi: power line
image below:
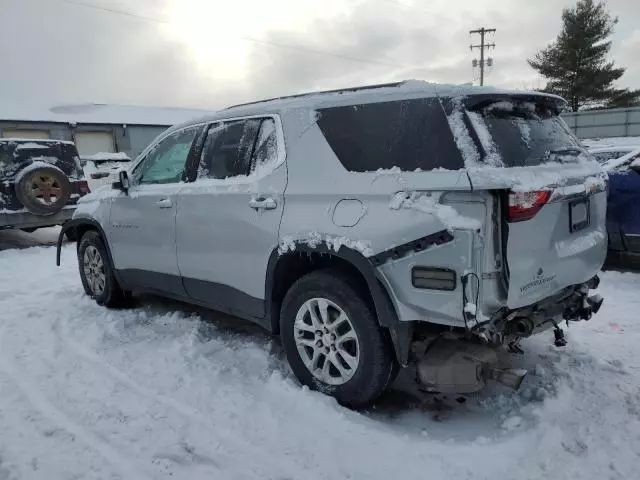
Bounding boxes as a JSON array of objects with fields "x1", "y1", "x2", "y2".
[
  {"x1": 469, "y1": 27, "x2": 496, "y2": 86},
  {"x1": 57, "y1": 0, "x2": 405, "y2": 69}
]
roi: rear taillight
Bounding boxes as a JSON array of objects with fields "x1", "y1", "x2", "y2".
[
  {"x1": 77, "y1": 180, "x2": 91, "y2": 195},
  {"x1": 507, "y1": 190, "x2": 551, "y2": 223}
]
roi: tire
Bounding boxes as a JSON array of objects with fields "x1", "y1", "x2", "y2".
[
  {"x1": 78, "y1": 230, "x2": 130, "y2": 307},
  {"x1": 280, "y1": 269, "x2": 395, "y2": 408},
  {"x1": 15, "y1": 164, "x2": 71, "y2": 216}
]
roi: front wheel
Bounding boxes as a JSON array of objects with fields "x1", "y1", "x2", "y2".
[
  {"x1": 280, "y1": 269, "x2": 395, "y2": 408},
  {"x1": 78, "y1": 231, "x2": 130, "y2": 307}
]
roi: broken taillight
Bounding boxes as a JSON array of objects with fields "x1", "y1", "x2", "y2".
[
  {"x1": 507, "y1": 190, "x2": 551, "y2": 222},
  {"x1": 77, "y1": 180, "x2": 91, "y2": 195}
]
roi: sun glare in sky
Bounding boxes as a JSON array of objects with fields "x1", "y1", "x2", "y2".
[{"x1": 165, "y1": 0, "x2": 349, "y2": 79}]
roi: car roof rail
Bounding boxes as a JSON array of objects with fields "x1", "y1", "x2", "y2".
[{"x1": 224, "y1": 81, "x2": 407, "y2": 110}]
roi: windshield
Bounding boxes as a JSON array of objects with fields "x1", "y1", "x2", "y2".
[{"x1": 473, "y1": 102, "x2": 587, "y2": 167}]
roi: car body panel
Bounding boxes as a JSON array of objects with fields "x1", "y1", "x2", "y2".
[{"x1": 606, "y1": 154, "x2": 640, "y2": 254}]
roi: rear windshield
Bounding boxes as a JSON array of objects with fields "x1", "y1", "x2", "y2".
[
  {"x1": 470, "y1": 102, "x2": 585, "y2": 167},
  {"x1": 0, "y1": 140, "x2": 82, "y2": 179},
  {"x1": 317, "y1": 98, "x2": 464, "y2": 172}
]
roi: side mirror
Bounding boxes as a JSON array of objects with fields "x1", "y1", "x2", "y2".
[{"x1": 112, "y1": 170, "x2": 130, "y2": 192}]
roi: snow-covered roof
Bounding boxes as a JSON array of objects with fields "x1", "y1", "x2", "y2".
[
  {"x1": 0, "y1": 102, "x2": 213, "y2": 127},
  {"x1": 171, "y1": 80, "x2": 566, "y2": 132}
]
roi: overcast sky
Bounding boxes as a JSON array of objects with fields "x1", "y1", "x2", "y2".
[{"x1": 1, "y1": 0, "x2": 639, "y2": 110}]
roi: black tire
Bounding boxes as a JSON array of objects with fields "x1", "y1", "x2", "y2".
[
  {"x1": 280, "y1": 269, "x2": 395, "y2": 408},
  {"x1": 78, "y1": 230, "x2": 130, "y2": 307},
  {"x1": 15, "y1": 165, "x2": 72, "y2": 216}
]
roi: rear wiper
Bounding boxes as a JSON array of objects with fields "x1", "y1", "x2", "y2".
[{"x1": 548, "y1": 148, "x2": 582, "y2": 156}]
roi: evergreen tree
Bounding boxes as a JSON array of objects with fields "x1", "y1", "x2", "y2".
[{"x1": 528, "y1": 0, "x2": 638, "y2": 111}]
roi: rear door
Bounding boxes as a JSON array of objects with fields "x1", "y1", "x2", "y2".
[
  {"x1": 606, "y1": 152, "x2": 640, "y2": 253},
  {"x1": 107, "y1": 125, "x2": 201, "y2": 295},
  {"x1": 176, "y1": 116, "x2": 286, "y2": 320},
  {"x1": 459, "y1": 97, "x2": 608, "y2": 309}
]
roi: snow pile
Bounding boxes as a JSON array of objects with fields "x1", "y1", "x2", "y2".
[
  {"x1": 278, "y1": 233, "x2": 373, "y2": 257},
  {"x1": 555, "y1": 229, "x2": 606, "y2": 258},
  {"x1": 581, "y1": 136, "x2": 640, "y2": 149},
  {"x1": 15, "y1": 142, "x2": 50, "y2": 150},
  {"x1": 0, "y1": 242, "x2": 640, "y2": 479},
  {"x1": 468, "y1": 158, "x2": 603, "y2": 191},
  {"x1": 390, "y1": 191, "x2": 482, "y2": 231}
]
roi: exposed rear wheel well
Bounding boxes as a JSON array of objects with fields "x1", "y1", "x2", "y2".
[{"x1": 269, "y1": 251, "x2": 375, "y2": 334}]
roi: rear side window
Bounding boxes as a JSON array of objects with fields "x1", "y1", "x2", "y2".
[
  {"x1": 317, "y1": 98, "x2": 464, "y2": 172},
  {"x1": 197, "y1": 117, "x2": 277, "y2": 179}
]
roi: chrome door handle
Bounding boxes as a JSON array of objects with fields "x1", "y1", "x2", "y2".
[
  {"x1": 249, "y1": 197, "x2": 277, "y2": 210},
  {"x1": 154, "y1": 198, "x2": 173, "y2": 208}
]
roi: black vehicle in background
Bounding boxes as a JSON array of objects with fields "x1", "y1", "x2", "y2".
[{"x1": 0, "y1": 139, "x2": 90, "y2": 240}]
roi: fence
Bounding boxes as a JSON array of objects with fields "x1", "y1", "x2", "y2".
[{"x1": 560, "y1": 106, "x2": 640, "y2": 139}]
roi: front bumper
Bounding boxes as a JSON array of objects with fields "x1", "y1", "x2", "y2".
[{"x1": 0, "y1": 205, "x2": 76, "y2": 230}]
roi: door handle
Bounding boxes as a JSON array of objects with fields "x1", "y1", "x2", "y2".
[
  {"x1": 249, "y1": 197, "x2": 277, "y2": 210},
  {"x1": 154, "y1": 197, "x2": 173, "y2": 208}
]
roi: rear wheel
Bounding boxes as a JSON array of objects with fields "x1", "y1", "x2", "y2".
[
  {"x1": 78, "y1": 231, "x2": 130, "y2": 307},
  {"x1": 280, "y1": 269, "x2": 395, "y2": 408}
]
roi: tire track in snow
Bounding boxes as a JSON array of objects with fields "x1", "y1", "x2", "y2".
[
  {"x1": 0, "y1": 325, "x2": 153, "y2": 480},
  {"x1": 55, "y1": 315, "x2": 302, "y2": 479}
]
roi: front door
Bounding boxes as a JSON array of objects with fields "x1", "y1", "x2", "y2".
[
  {"x1": 176, "y1": 117, "x2": 286, "y2": 320},
  {"x1": 107, "y1": 125, "x2": 201, "y2": 294}
]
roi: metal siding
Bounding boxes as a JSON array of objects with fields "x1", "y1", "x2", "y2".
[
  {"x1": 127, "y1": 126, "x2": 169, "y2": 159},
  {"x1": 561, "y1": 106, "x2": 640, "y2": 139}
]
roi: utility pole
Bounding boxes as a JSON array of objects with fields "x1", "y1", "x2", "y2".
[{"x1": 470, "y1": 27, "x2": 496, "y2": 86}]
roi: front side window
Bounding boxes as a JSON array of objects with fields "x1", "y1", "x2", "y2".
[{"x1": 136, "y1": 127, "x2": 199, "y2": 185}]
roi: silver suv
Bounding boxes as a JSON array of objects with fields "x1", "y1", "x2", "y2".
[{"x1": 57, "y1": 81, "x2": 607, "y2": 407}]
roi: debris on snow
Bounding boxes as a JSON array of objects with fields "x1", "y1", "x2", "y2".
[{"x1": 390, "y1": 191, "x2": 482, "y2": 231}]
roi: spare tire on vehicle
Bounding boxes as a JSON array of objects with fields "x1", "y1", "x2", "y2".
[{"x1": 14, "y1": 162, "x2": 72, "y2": 216}]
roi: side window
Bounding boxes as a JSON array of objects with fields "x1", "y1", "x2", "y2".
[
  {"x1": 252, "y1": 119, "x2": 278, "y2": 169},
  {"x1": 197, "y1": 119, "x2": 261, "y2": 180},
  {"x1": 317, "y1": 98, "x2": 464, "y2": 172},
  {"x1": 136, "y1": 127, "x2": 199, "y2": 185}
]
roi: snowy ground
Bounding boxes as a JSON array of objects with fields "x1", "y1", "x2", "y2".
[{"x1": 0, "y1": 231, "x2": 639, "y2": 480}]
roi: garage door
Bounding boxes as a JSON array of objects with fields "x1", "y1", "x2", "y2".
[
  {"x1": 1, "y1": 129, "x2": 50, "y2": 139},
  {"x1": 74, "y1": 132, "x2": 115, "y2": 155}
]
